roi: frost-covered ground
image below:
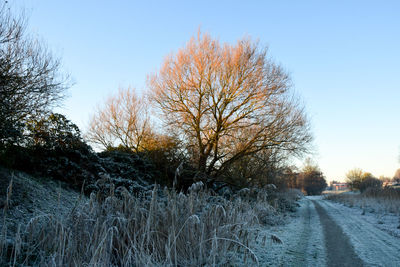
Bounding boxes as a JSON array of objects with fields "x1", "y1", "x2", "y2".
[
  {"x1": 319, "y1": 196, "x2": 400, "y2": 266},
  {"x1": 0, "y1": 167, "x2": 82, "y2": 233},
  {"x1": 255, "y1": 196, "x2": 400, "y2": 266},
  {"x1": 254, "y1": 197, "x2": 326, "y2": 266}
]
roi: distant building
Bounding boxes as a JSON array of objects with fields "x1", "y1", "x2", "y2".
[
  {"x1": 331, "y1": 183, "x2": 348, "y2": 191},
  {"x1": 383, "y1": 181, "x2": 400, "y2": 188}
]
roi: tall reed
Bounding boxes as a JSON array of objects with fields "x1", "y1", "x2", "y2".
[{"x1": 1, "y1": 182, "x2": 291, "y2": 266}]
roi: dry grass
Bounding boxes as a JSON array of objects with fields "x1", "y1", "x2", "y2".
[
  {"x1": 325, "y1": 188, "x2": 400, "y2": 215},
  {"x1": 0, "y1": 179, "x2": 295, "y2": 266}
]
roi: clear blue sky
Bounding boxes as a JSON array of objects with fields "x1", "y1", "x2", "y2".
[{"x1": 10, "y1": 0, "x2": 400, "y2": 181}]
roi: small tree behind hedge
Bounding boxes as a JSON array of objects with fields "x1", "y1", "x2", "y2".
[
  {"x1": 298, "y1": 159, "x2": 327, "y2": 195},
  {"x1": 346, "y1": 168, "x2": 364, "y2": 190},
  {"x1": 301, "y1": 171, "x2": 327, "y2": 195}
]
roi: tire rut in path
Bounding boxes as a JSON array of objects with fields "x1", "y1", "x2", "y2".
[{"x1": 313, "y1": 200, "x2": 364, "y2": 267}]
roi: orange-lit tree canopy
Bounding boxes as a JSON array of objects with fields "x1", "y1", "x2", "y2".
[{"x1": 149, "y1": 33, "x2": 312, "y2": 177}]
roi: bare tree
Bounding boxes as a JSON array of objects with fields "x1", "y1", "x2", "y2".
[
  {"x1": 0, "y1": 5, "x2": 69, "y2": 146},
  {"x1": 302, "y1": 158, "x2": 320, "y2": 174},
  {"x1": 222, "y1": 147, "x2": 285, "y2": 187},
  {"x1": 346, "y1": 168, "x2": 364, "y2": 190},
  {"x1": 149, "y1": 32, "x2": 312, "y2": 177},
  {"x1": 86, "y1": 87, "x2": 151, "y2": 152}
]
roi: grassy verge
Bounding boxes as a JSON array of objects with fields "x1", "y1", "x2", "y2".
[
  {"x1": 325, "y1": 188, "x2": 400, "y2": 215},
  {"x1": 1, "y1": 172, "x2": 301, "y2": 266}
]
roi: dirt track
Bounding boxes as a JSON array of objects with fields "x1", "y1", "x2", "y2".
[
  {"x1": 257, "y1": 197, "x2": 400, "y2": 266},
  {"x1": 316, "y1": 197, "x2": 400, "y2": 266},
  {"x1": 308, "y1": 196, "x2": 400, "y2": 266},
  {"x1": 313, "y1": 200, "x2": 363, "y2": 267}
]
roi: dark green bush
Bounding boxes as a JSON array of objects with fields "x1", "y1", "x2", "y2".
[
  {"x1": 301, "y1": 171, "x2": 327, "y2": 195},
  {"x1": 0, "y1": 114, "x2": 100, "y2": 188}
]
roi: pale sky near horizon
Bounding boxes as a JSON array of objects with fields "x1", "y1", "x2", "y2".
[{"x1": 9, "y1": 0, "x2": 400, "y2": 181}]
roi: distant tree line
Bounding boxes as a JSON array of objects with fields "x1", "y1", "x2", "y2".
[{"x1": 345, "y1": 168, "x2": 400, "y2": 193}]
